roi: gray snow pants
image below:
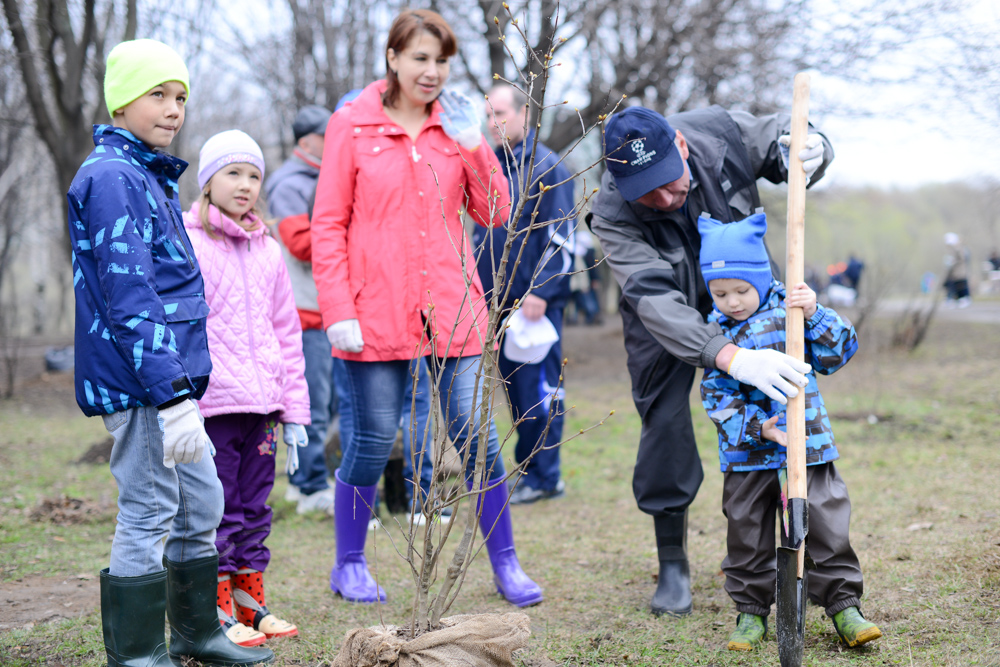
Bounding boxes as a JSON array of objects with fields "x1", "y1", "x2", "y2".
[{"x1": 721, "y1": 462, "x2": 864, "y2": 617}]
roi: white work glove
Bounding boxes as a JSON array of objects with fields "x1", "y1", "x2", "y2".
[
  {"x1": 282, "y1": 423, "x2": 308, "y2": 475},
  {"x1": 157, "y1": 399, "x2": 211, "y2": 468},
  {"x1": 727, "y1": 348, "x2": 811, "y2": 405},
  {"x1": 326, "y1": 319, "x2": 364, "y2": 353},
  {"x1": 438, "y1": 89, "x2": 483, "y2": 151},
  {"x1": 778, "y1": 133, "x2": 824, "y2": 184}
]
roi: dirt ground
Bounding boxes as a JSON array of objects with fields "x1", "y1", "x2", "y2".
[
  {"x1": 0, "y1": 318, "x2": 628, "y2": 633},
  {"x1": 0, "y1": 575, "x2": 99, "y2": 632}
]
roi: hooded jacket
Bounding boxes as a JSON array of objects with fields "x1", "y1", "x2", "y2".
[
  {"x1": 310, "y1": 80, "x2": 511, "y2": 361},
  {"x1": 700, "y1": 280, "x2": 857, "y2": 472},
  {"x1": 68, "y1": 125, "x2": 211, "y2": 416},
  {"x1": 587, "y1": 106, "x2": 834, "y2": 416},
  {"x1": 183, "y1": 203, "x2": 310, "y2": 424}
]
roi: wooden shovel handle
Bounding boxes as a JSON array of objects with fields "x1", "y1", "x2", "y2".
[{"x1": 785, "y1": 73, "x2": 810, "y2": 504}]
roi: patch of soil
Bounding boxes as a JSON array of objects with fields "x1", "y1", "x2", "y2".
[
  {"x1": 75, "y1": 437, "x2": 114, "y2": 465},
  {"x1": 0, "y1": 574, "x2": 99, "y2": 631},
  {"x1": 29, "y1": 495, "x2": 115, "y2": 525}
]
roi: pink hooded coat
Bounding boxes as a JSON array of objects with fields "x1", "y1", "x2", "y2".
[
  {"x1": 183, "y1": 203, "x2": 310, "y2": 424},
  {"x1": 311, "y1": 80, "x2": 511, "y2": 362}
]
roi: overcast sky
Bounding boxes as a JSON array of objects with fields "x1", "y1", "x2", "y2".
[{"x1": 811, "y1": 0, "x2": 1000, "y2": 189}]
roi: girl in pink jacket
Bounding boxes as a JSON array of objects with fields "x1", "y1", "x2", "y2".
[{"x1": 184, "y1": 130, "x2": 309, "y2": 647}]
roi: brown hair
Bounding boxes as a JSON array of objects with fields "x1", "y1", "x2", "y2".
[{"x1": 382, "y1": 9, "x2": 457, "y2": 112}]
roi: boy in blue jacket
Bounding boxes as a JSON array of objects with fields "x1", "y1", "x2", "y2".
[
  {"x1": 697, "y1": 212, "x2": 882, "y2": 652},
  {"x1": 68, "y1": 39, "x2": 270, "y2": 666}
]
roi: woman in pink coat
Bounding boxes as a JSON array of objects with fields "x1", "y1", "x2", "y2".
[
  {"x1": 311, "y1": 8, "x2": 543, "y2": 608},
  {"x1": 184, "y1": 130, "x2": 309, "y2": 646}
]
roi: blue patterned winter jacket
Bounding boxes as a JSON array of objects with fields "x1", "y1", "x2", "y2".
[
  {"x1": 67, "y1": 125, "x2": 211, "y2": 416},
  {"x1": 700, "y1": 280, "x2": 857, "y2": 472}
]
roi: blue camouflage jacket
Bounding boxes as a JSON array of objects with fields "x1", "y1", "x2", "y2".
[
  {"x1": 473, "y1": 131, "x2": 574, "y2": 310},
  {"x1": 68, "y1": 125, "x2": 211, "y2": 416},
  {"x1": 700, "y1": 280, "x2": 857, "y2": 472}
]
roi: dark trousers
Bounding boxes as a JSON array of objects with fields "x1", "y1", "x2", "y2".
[
  {"x1": 498, "y1": 307, "x2": 564, "y2": 492},
  {"x1": 721, "y1": 462, "x2": 864, "y2": 617},
  {"x1": 205, "y1": 412, "x2": 279, "y2": 574},
  {"x1": 633, "y1": 360, "x2": 703, "y2": 516}
]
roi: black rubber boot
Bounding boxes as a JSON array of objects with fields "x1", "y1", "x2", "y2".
[
  {"x1": 100, "y1": 568, "x2": 174, "y2": 667},
  {"x1": 650, "y1": 511, "x2": 693, "y2": 616},
  {"x1": 164, "y1": 555, "x2": 274, "y2": 666}
]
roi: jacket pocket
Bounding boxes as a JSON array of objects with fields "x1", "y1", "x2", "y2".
[{"x1": 161, "y1": 294, "x2": 212, "y2": 380}]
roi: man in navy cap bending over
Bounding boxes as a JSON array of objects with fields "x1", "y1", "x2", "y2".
[{"x1": 587, "y1": 105, "x2": 834, "y2": 616}]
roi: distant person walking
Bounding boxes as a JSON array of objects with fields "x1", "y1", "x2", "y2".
[
  {"x1": 185, "y1": 130, "x2": 308, "y2": 646},
  {"x1": 310, "y1": 8, "x2": 543, "y2": 607},
  {"x1": 475, "y1": 83, "x2": 574, "y2": 505},
  {"x1": 943, "y1": 232, "x2": 971, "y2": 308}
]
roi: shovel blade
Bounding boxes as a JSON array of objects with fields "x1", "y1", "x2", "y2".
[{"x1": 776, "y1": 546, "x2": 806, "y2": 667}]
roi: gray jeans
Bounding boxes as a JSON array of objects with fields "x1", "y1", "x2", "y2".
[
  {"x1": 721, "y1": 462, "x2": 863, "y2": 617},
  {"x1": 103, "y1": 405, "x2": 224, "y2": 577}
]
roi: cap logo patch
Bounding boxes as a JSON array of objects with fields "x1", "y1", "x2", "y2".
[
  {"x1": 631, "y1": 139, "x2": 657, "y2": 167},
  {"x1": 712, "y1": 260, "x2": 726, "y2": 268}
]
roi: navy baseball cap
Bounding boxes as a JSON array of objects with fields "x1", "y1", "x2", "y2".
[
  {"x1": 292, "y1": 105, "x2": 333, "y2": 141},
  {"x1": 604, "y1": 107, "x2": 685, "y2": 201}
]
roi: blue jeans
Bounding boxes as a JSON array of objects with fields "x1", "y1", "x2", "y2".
[
  {"x1": 498, "y1": 307, "x2": 565, "y2": 492},
  {"x1": 401, "y1": 357, "x2": 435, "y2": 504},
  {"x1": 333, "y1": 357, "x2": 352, "y2": 460},
  {"x1": 289, "y1": 328, "x2": 335, "y2": 495},
  {"x1": 102, "y1": 405, "x2": 224, "y2": 577},
  {"x1": 339, "y1": 356, "x2": 504, "y2": 489}
]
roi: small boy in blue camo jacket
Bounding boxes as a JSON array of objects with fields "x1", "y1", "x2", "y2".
[{"x1": 697, "y1": 211, "x2": 882, "y2": 652}]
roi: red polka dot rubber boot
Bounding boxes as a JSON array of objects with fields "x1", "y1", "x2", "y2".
[
  {"x1": 232, "y1": 569, "x2": 299, "y2": 639},
  {"x1": 217, "y1": 573, "x2": 267, "y2": 647}
]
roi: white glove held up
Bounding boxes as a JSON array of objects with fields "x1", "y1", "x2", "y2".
[
  {"x1": 157, "y1": 399, "x2": 211, "y2": 468},
  {"x1": 438, "y1": 90, "x2": 483, "y2": 151},
  {"x1": 282, "y1": 423, "x2": 308, "y2": 475},
  {"x1": 327, "y1": 319, "x2": 364, "y2": 353},
  {"x1": 778, "y1": 133, "x2": 824, "y2": 184},
  {"x1": 727, "y1": 348, "x2": 811, "y2": 405}
]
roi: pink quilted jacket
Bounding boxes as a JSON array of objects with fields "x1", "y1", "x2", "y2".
[{"x1": 183, "y1": 203, "x2": 310, "y2": 424}]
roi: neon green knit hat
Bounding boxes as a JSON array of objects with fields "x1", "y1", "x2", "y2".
[{"x1": 104, "y1": 39, "x2": 190, "y2": 117}]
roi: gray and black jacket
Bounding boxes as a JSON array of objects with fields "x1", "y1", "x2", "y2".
[{"x1": 588, "y1": 105, "x2": 833, "y2": 415}]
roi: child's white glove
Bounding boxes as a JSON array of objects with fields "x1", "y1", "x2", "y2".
[
  {"x1": 326, "y1": 319, "x2": 364, "y2": 353},
  {"x1": 438, "y1": 90, "x2": 483, "y2": 151},
  {"x1": 778, "y1": 133, "x2": 824, "y2": 183},
  {"x1": 727, "y1": 348, "x2": 811, "y2": 405},
  {"x1": 282, "y1": 423, "x2": 308, "y2": 475},
  {"x1": 157, "y1": 399, "x2": 211, "y2": 468}
]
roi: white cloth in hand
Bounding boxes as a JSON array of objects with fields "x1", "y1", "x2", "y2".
[
  {"x1": 438, "y1": 90, "x2": 483, "y2": 150},
  {"x1": 157, "y1": 399, "x2": 211, "y2": 468},
  {"x1": 327, "y1": 319, "x2": 364, "y2": 353},
  {"x1": 778, "y1": 133, "x2": 824, "y2": 183},
  {"x1": 727, "y1": 348, "x2": 811, "y2": 405},
  {"x1": 283, "y1": 423, "x2": 308, "y2": 475}
]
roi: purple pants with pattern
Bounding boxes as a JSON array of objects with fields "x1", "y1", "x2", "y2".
[{"x1": 205, "y1": 412, "x2": 279, "y2": 574}]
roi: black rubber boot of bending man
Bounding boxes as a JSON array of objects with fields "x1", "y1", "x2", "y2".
[{"x1": 650, "y1": 511, "x2": 692, "y2": 616}]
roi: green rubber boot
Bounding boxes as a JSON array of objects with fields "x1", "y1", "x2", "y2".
[
  {"x1": 832, "y1": 606, "x2": 882, "y2": 648},
  {"x1": 100, "y1": 568, "x2": 174, "y2": 667},
  {"x1": 727, "y1": 613, "x2": 767, "y2": 651},
  {"x1": 164, "y1": 555, "x2": 274, "y2": 666}
]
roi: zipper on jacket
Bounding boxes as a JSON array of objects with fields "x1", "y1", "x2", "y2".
[
  {"x1": 166, "y1": 202, "x2": 196, "y2": 269},
  {"x1": 236, "y1": 239, "x2": 269, "y2": 414}
]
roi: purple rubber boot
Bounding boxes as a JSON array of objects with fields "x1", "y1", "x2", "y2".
[
  {"x1": 329, "y1": 470, "x2": 386, "y2": 603},
  {"x1": 470, "y1": 479, "x2": 544, "y2": 607}
]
